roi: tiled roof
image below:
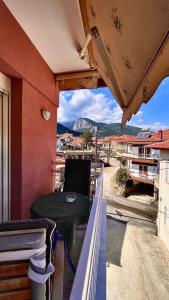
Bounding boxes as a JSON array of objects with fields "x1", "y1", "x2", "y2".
[
  {"x1": 98, "y1": 135, "x2": 136, "y2": 143},
  {"x1": 146, "y1": 141, "x2": 169, "y2": 150},
  {"x1": 59, "y1": 133, "x2": 73, "y2": 137},
  {"x1": 151, "y1": 129, "x2": 169, "y2": 140},
  {"x1": 68, "y1": 137, "x2": 84, "y2": 146},
  {"x1": 98, "y1": 138, "x2": 106, "y2": 143},
  {"x1": 113, "y1": 135, "x2": 138, "y2": 142},
  {"x1": 96, "y1": 129, "x2": 169, "y2": 145},
  {"x1": 120, "y1": 129, "x2": 169, "y2": 144}
]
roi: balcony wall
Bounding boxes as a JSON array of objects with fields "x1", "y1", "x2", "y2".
[
  {"x1": 123, "y1": 152, "x2": 160, "y2": 160},
  {"x1": 0, "y1": 1, "x2": 58, "y2": 219},
  {"x1": 130, "y1": 163, "x2": 158, "y2": 183}
]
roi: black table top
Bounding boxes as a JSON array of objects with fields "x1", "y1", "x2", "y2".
[{"x1": 31, "y1": 191, "x2": 90, "y2": 224}]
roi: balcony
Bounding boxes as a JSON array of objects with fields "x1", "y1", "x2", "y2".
[
  {"x1": 130, "y1": 170, "x2": 157, "y2": 185},
  {"x1": 52, "y1": 160, "x2": 106, "y2": 299},
  {"x1": 122, "y1": 152, "x2": 160, "y2": 160}
]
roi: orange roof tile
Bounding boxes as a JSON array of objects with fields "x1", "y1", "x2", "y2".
[
  {"x1": 68, "y1": 137, "x2": 84, "y2": 146},
  {"x1": 120, "y1": 129, "x2": 169, "y2": 144},
  {"x1": 151, "y1": 129, "x2": 169, "y2": 140},
  {"x1": 146, "y1": 141, "x2": 169, "y2": 150}
]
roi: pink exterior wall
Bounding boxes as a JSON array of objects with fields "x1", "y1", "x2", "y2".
[
  {"x1": 0, "y1": 1, "x2": 58, "y2": 219},
  {"x1": 21, "y1": 80, "x2": 57, "y2": 218},
  {"x1": 0, "y1": 1, "x2": 56, "y2": 104}
]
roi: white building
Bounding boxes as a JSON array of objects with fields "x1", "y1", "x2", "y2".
[
  {"x1": 146, "y1": 141, "x2": 169, "y2": 250},
  {"x1": 121, "y1": 131, "x2": 161, "y2": 186}
]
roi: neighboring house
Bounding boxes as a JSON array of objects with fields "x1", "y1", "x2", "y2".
[
  {"x1": 111, "y1": 135, "x2": 137, "y2": 154},
  {"x1": 67, "y1": 137, "x2": 85, "y2": 150},
  {"x1": 146, "y1": 141, "x2": 169, "y2": 250},
  {"x1": 59, "y1": 133, "x2": 74, "y2": 144},
  {"x1": 97, "y1": 135, "x2": 136, "y2": 154},
  {"x1": 121, "y1": 130, "x2": 169, "y2": 189}
]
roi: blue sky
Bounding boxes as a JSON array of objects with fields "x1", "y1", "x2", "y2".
[{"x1": 58, "y1": 77, "x2": 169, "y2": 130}]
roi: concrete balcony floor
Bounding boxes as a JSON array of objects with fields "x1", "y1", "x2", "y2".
[{"x1": 63, "y1": 224, "x2": 86, "y2": 300}]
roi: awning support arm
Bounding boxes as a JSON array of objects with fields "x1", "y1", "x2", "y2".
[{"x1": 79, "y1": 32, "x2": 92, "y2": 59}]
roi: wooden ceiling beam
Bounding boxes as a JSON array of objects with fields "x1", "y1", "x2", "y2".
[
  {"x1": 79, "y1": 0, "x2": 95, "y2": 69},
  {"x1": 56, "y1": 70, "x2": 106, "y2": 91},
  {"x1": 56, "y1": 70, "x2": 99, "y2": 80}
]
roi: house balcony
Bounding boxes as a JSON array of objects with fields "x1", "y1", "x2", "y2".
[
  {"x1": 122, "y1": 152, "x2": 159, "y2": 165},
  {"x1": 130, "y1": 170, "x2": 157, "y2": 185},
  {"x1": 52, "y1": 160, "x2": 106, "y2": 299}
]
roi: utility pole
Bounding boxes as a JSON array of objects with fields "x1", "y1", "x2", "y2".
[
  {"x1": 95, "y1": 126, "x2": 98, "y2": 162},
  {"x1": 107, "y1": 140, "x2": 111, "y2": 165}
]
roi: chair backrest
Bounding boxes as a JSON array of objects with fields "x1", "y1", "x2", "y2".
[
  {"x1": 0, "y1": 219, "x2": 55, "y2": 300},
  {"x1": 63, "y1": 159, "x2": 91, "y2": 197}
]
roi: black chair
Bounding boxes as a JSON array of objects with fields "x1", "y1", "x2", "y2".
[{"x1": 63, "y1": 159, "x2": 91, "y2": 198}]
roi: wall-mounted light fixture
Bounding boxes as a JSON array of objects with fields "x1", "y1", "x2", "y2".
[{"x1": 41, "y1": 109, "x2": 51, "y2": 121}]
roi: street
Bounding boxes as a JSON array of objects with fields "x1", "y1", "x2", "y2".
[{"x1": 104, "y1": 163, "x2": 169, "y2": 300}]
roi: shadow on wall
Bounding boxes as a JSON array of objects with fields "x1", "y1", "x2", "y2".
[
  {"x1": 124, "y1": 182, "x2": 154, "y2": 197},
  {"x1": 107, "y1": 216, "x2": 127, "y2": 267}
]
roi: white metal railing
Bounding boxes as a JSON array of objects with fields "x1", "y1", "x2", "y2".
[
  {"x1": 131, "y1": 170, "x2": 157, "y2": 180},
  {"x1": 122, "y1": 152, "x2": 160, "y2": 160},
  {"x1": 69, "y1": 172, "x2": 106, "y2": 300}
]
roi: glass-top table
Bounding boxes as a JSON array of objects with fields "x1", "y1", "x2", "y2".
[{"x1": 31, "y1": 191, "x2": 90, "y2": 248}]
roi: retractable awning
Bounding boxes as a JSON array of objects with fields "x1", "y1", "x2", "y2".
[
  {"x1": 81, "y1": 0, "x2": 169, "y2": 125},
  {"x1": 4, "y1": 0, "x2": 169, "y2": 125}
]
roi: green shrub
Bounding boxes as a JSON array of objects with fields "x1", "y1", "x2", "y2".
[
  {"x1": 115, "y1": 167, "x2": 130, "y2": 187},
  {"x1": 116, "y1": 156, "x2": 127, "y2": 166}
]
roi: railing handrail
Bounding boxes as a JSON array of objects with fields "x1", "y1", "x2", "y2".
[
  {"x1": 69, "y1": 172, "x2": 104, "y2": 300},
  {"x1": 131, "y1": 170, "x2": 157, "y2": 179},
  {"x1": 122, "y1": 152, "x2": 160, "y2": 159}
]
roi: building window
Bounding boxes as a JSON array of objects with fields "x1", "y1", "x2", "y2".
[{"x1": 139, "y1": 165, "x2": 148, "y2": 176}]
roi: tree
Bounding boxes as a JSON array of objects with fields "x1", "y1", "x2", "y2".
[
  {"x1": 81, "y1": 131, "x2": 93, "y2": 149},
  {"x1": 115, "y1": 167, "x2": 130, "y2": 187},
  {"x1": 116, "y1": 156, "x2": 127, "y2": 167}
]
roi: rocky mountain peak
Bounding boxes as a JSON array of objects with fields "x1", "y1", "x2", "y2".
[{"x1": 73, "y1": 118, "x2": 97, "y2": 132}]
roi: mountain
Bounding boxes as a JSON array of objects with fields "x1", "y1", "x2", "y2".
[
  {"x1": 62, "y1": 118, "x2": 141, "y2": 137},
  {"x1": 62, "y1": 120, "x2": 76, "y2": 130},
  {"x1": 57, "y1": 123, "x2": 80, "y2": 136},
  {"x1": 64, "y1": 118, "x2": 106, "y2": 130},
  {"x1": 73, "y1": 118, "x2": 97, "y2": 132},
  {"x1": 97, "y1": 123, "x2": 140, "y2": 137}
]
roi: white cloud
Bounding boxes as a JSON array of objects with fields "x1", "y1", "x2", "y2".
[
  {"x1": 128, "y1": 120, "x2": 167, "y2": 131},
  {"x1": 128, "y1": 110, "x2": 167, "y2": 130},
  {"x1": 58, "y1": 89, "x2": 168, "y2": 131},
  {"x1": 135, "y1": 110, "x2": 143, "y2": 117},
  {"x1": 58, "y1": 89, "x2": 121, "y2": 123}
]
